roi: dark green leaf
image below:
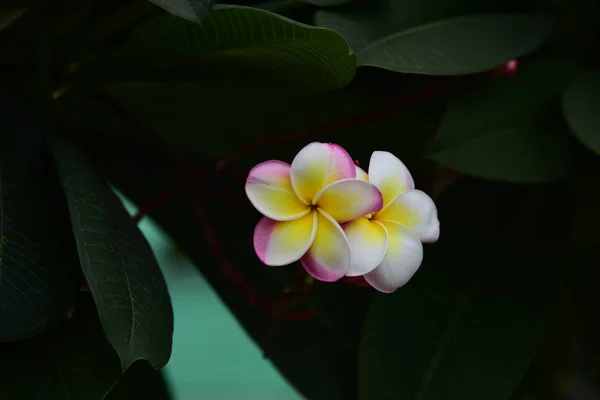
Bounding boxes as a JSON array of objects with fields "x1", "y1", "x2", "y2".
[
  {"x1": 147, "y1": 0, "x2": 213, "y2": 23},
  {"x1": 0, "y1": 94, "x2": 79, "y2": 341},
  {"x1": 308, "y1": 0, "x2": 350, "y2": 5},
  {"x1": 0, "y1": 318, "x2": 122, "y2": 400},
  {"x1": 82, "y1": 5, "x2": 356, "y2": 92},
  {"x1": 47, "y1": 134, "x2": 174, "y2": 370},
  {"x1": 356, "y1": 14, "x2": 553, "y2": 74},
  {"x1": 562, "y1": 69, "x2": 600, "y2": 154},
  {"x1": 104, "y1": 360, "x2": 172, "y2": 400},
  {"x1": 427, "y1": 55, "x2": 579, "y2": 182}
]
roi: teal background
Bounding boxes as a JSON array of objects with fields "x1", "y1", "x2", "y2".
[{"x1": 118, "y1": 194, "x2": 303, "y2": 400}]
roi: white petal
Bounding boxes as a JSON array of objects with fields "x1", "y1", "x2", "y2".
[
  {"x1": 368, "y1": 151, "x2": 415, "y2": 206},
  {"x1": 343, "y1": 217, "x2": 389, "y2": 276}
]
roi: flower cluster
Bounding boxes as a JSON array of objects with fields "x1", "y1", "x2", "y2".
[{"x1": 245, "y1": 142, "x2": 439, "y2": 293}]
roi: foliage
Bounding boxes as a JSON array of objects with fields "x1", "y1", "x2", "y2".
[{"x1": 0, "y1": 0, "x2": 598, "y2": 398}]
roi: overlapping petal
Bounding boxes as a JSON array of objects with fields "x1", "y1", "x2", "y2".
[
  {"x1": 253, "y1": 213, "x2": 317, "y2": 267},
  {"x1": 300, "y1": 209, "x2": 351, "y2": 282},
  {"x1": 314, "y1": 179, "x2": 383, "y2": 223},
  {"x1": 376, "y1": 189, "x2": 440, "y2": 243},
  {"x1": 290, "y1": 142, "x2": 356, "y2": 204},
  {"x1": 364, "y1": 221, "x2": 423, "y2": 293},
  {"x1": 368, "y1": 151, "x2": 415, "y2": 206},
  {"x1": 246, "y1": 160, "x2": 310, "y2": 221},
  {"x1": 355, "y1": 166, "x2": 369, "y2": 182},
  {"x1": 343, "y1": 217, "x2": 389, "y2": 276}
]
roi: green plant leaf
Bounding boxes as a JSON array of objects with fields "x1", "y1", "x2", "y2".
[
  {"x1": 82, "y1": 5, "x2": 356, "y2": 92},
  {"x1": 0, "y1": 317, "x2": 122, "y2": 399},
  {"x1": 356, "y1": 14, "x2": 553, "y2": 74},
  {"x1": 104, "y1": 360, "x2": 173, "y2": 400},
  {"x1": 562, "y1": 69, "x2": 600, "y2": 154},
  {"x1": 147, "y1": 0, "x2": 213, "y2": 23},
  {"x1": 47, "y1": 134, "x2": 174, "y2": 370},
  {"x1": 308, "y1": 0, "x2": 350, "y2": 5},
  {"x1": 0, "y1": 94, "x2": 79, "y2": 341},
  {"x1": 427, "y1": 55, "x2": 579, "y2": 182}
]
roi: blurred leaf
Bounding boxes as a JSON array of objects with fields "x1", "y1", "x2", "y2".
[
  {"x1": 147, "y1": 0, "x2": 213, "y2": 23},
  {"x1": 104, "y1": 360, "x2": 172, "y2": 400},
  {"x1": 80, "y1": 5, "x2": 356, "y2": 92},
  {"x1": 0, "y1": 318, "x2": 122, "y2": 400},
  {"x1": 0, "y1": 93, "x2": 79, "y2": 341},
  {"x1": 356, "y1": 14, "x2": 553, "y2": 74},
  {"x1": 0, "y1": 0, "x2": 26, "y2": 32},
  {"x1": 308, "y1": 0, "x2": 350, "y2": 5},
  {"x1": 314, "y1": 0, "x2": 500, "y2": 52},
  {"x1": 47, "y1": 134, "x2": 174, "y2": 370},
  {"x1": 427, "y1": 55, "x2": 579, "y2": 182},
  {"x1": 562, "y1": 69, "x2": 600, "y2": 154},
  {"x1": 358, "y1": 182, "x2": 560, "y2": 400}
]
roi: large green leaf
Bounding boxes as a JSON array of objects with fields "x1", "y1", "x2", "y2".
[
  {"x1": 47, "y1": 134, "x2": 174, "y2": 370},
  {"x1": 81, "y1": 5, "x2": 356, "y2": 92},
  {"x1": 147, "y1": 0, "x2": 213, "y2": 23},
  {"x1": 562, "y1": 69, "x2": 600, "y2": 154},
  {"x1": 358, "y1": 181, "x2": 561, "y2": 400},
  {"x1": 0, "y1": 312, "x2": 121, "y2": 399},
  {"x1": 0, "y1": 94, "x2": 79, "y2": 341},
  {"x1": 427, "y1": 55, "x2": 579, "y2": 182},
  {"x1": 356, "y1": 14, "x2": 553, "y2": 74}
]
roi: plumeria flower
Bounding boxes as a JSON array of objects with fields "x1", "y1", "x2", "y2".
[
  {"x1": 245, "y1": 142, "x2": 383, "y2": 282},
  {"x1": 343, "y1": 151, "x2": 440, "y2": 293}
]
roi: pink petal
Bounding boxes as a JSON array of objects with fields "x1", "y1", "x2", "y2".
[
  {"x1": 290, "y1": 142, "x2": 356, "y2": 204},
  {"x1": 364, "y1": 221, "x2": 423, "y2": 293},
  {"x1": 314, "y1": 179, "x2": 383, "y2": 223},
  {"x1": 368, "y1": 151, "x2": 415, "y2": 206},
  {"x1": 300, "y1": 209, "x2": 351, "y2": 282},
  {"x1": 253, "y1": 212, "x2": 317, "y2": 267},
  {"x1": 246, "y1": 160, "x2": 310, "y2": 221},
  {"x1": 343, "y1": 217, "x2": 389, "y2": 277}
]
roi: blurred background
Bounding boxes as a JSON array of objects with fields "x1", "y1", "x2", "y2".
[{"x1": 117, "y1": 192, "x2": 303, "y2": 400}]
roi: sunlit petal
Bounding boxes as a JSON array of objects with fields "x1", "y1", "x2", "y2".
[
  {"x1": 300, "y1": 209, "x2": 350, "y2": 282},
  {"x1": 246, "y1": 160, "x2": 311, "y2": 221},
  {"x1": 290, "y1": 142, "x2": 356, "y2": 204},
  {"x1": 376, "y1": 189, "x2": 439, "y2": 243},
  {"x1": 364, "y1": 221, "x2": 423, "y2": 293},
  {"x1": 314, "y1": 179, "x2": 383, "y2": 223},
  {"x1": 368, "y1": 151, "x2": 415, "y2": 206},
  {"x1": 253, "y1": 212, "x2": 318, "y2": 267},
  {"x1": 343, "y1": 217, "x2": 389, "y2": 277},
  {"x1": 355, "y1": 165, "x2": 369, "y2": 181}
]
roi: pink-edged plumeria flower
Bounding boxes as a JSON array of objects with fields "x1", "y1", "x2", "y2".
[
  {"x1": 245, "y1": 142, "x2": 383, "y2": 282},
  {"x1": 343, "y1": 151, "x2": 440, "y2": 293}
]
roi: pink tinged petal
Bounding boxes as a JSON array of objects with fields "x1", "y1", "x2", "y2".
[
  {"x1": 253, "y1": 212, "x2": 317, "y2": 267},
  {"x1": 290, "y1": 142, "x2": 356, "y2": 204},
  {"x1": 364, "y1": 221, "x2": 423, "y2": 293},
  {"x1": 376, "y1": 189, "x2": 440, "y2": 243},
  {"x1": 343, "y1": 217, "x2": 389, "y2": 277},
  {"x1": 246, "y1": 160, "x2": 310, "y2": 221},
  {"x1": 313, "y1": 179, "x2": 383, "y2": 223},
  {"x1": 368, "y1": 151, "x2": 415, "y2": 206},
  {"x1": 355, "y1": 166, "x2": 369, "y2": 182},
  {"x1": 300, "y1": 209, "x2": 350, "y2": 282}
]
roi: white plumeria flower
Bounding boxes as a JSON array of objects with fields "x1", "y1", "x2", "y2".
[
  {"x1": 343, "y1": 151, "x2": 440, "y2": 293},
  {"x1": 245, "y1": 142, "x2": 383, "y2": 282}
]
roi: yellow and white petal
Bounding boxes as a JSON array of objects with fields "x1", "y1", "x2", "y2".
[
  {"x1": 290, "y1": 142, "x2": 356, "y2": 204},
  {"x1": 314, "y1": 179, "x2": 383, "y2": 223},
  {"x1": 343, "y1": 217, "x2": 389, "y2": 277},
  {"x1": 246, "y1": 160, "x2": 310, "y2": 221},
  {"x1": 376, "y1": 189, "x2": 440, "y2": 243},
  {"x1": 364, "y1": 221, "x2": 423, "y2": 293},
  {"x1": 253, "y1": 212, "x2": 318, "y2": 267},
  {"x1": 368, "y1": 151, "x2": 415, "y2": 206},
  {"x1": 355, "y1": 165, "x2": 369, "y2": 182},
  {"x1": 300, "y1": 209, "x2": 351, "y2": 282}
]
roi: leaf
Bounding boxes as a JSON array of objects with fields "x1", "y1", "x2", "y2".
[
  {"x1": 147, "y1": 0, "x2": 213, "y2": 23},
  {"x1": 427, "y1": 55, "x2": 579, "y2": 182},
  {"x1": 308, "y1": 0, "x2": 350, "y2": 5},
  {"x1": 47, "y1": 134, "x2": 174, "y2": 370},
  {"x1": 314, "y1": 0, "x2": 501, "y2": 53},
  {"x1": 356, "y1": 14, "x2": 553, "y2": 74},
  {"x1": 104, "y1": 360, "x2": 173, "y2": 400},
  {"x1": 82, "y1": 5, "x2": 356, "y2": 92},
  {"x1": 358, "y1": 182, "x2": 561, "y2": 400},
  {"x1": 562, "y1": 69, "x2": 600, "y2": 154},
  {"x1": 0, "y1": 93, "x2": 79, "y2": 341},
  {"x1": 0, "y1": 315, "x2": 122, "y2": 399}
]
